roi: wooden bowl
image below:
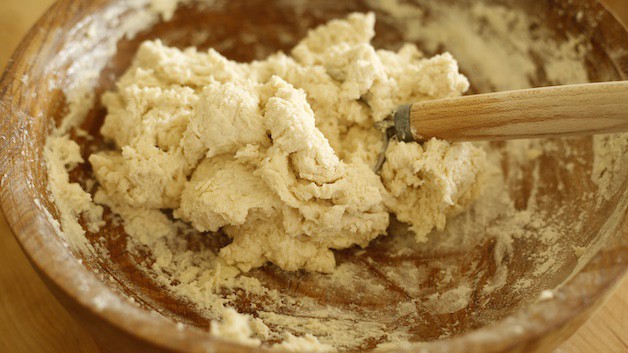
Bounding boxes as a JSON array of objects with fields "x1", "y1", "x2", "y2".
[{"x1": 1, "y1": 1, "x2": 626, "y2": 352}]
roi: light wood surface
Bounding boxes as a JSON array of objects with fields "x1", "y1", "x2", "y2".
[
  {"x1": 0, "y1": 1, "x2": 626, "y2": 353},
  {"x1": 404, "y1": 82, "x2": 628, "y2": 142}
]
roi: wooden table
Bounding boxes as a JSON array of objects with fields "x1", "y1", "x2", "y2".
[{"x1": 0, "y1": 1, "x2": 626, "y2": 352}]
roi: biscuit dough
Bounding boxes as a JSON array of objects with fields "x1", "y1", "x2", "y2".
[{"x1": 90, "y1": 13, "x2": 486, "y2": 273}]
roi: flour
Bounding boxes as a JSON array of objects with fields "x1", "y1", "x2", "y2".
[
  {"x1": 272, "y1": 333, "x2": 336, "y2": 352},
  {"x1": 210, "y1": 308, "x2": 266, "y2": 346},
  {"x1": 149, "y1": 0, "x2": 189, "y2": 21},
  {"x1": 52, "y1": 0, "x2": 162, "y2": 135},
  {"x1": 423, "y1": 283, "x2": 472, "y2": 314},
  {"x1": 44, "y1": 135, "x2": 103, "y2": 255},
  {"x1": 369, "y1": 1, "x2": 591, "y2": 91},
  {"x1": 591, "y1": 134, "x2": 628, "y2": 203}
]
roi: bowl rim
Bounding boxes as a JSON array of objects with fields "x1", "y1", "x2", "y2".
[{"x1": 0, "y1": 0, "x2": 627, "y2": 352}]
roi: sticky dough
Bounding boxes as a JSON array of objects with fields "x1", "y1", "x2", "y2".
[{"x1": 89, "y1": 13, "x2": 486, "y2": 273}]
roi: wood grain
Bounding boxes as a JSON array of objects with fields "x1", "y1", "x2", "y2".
[
  {"x1": 0, "y1": 4, "x2": 99, "y2": 353},
  {"x1": 0, "y1": 1, "x2": 626, "y2": 353},
  {"x1": 0, "y1": 211, "x2": 99, "y2": 353},
  {"x1": 406, "y1": 82, "x2": 628, "y2": 142}
]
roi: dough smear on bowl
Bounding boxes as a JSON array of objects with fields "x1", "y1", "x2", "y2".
[{"x1": 88, "y1": 12, "x2": 486, "y2": 273}]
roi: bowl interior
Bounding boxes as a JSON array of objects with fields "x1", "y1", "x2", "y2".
[{"x1": 3, "y1": 0, "x2": 627, "y2": 352}]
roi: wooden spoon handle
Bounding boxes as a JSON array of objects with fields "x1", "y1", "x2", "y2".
[{"x1": 395, "y1": 81, "x2": 628, "y2": 142}]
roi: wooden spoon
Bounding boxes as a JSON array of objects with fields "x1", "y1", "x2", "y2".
[
  {"x1": 392, "y1": 81, "x2": 628, "y2": 142},
  {"x1": 374, "y1": 81, "x2": 628, "y2": 172}
]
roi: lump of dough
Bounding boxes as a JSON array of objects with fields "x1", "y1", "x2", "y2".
[
  {"x1": 220, "y1": 219, "x2": 338, "y2": 273},
  {"x1": 91, "y1": 12, "x2": 486, "y2": 273},
  {"x1": 175, "y1": 155, "x2": 278, "y2": 232},
  {"x1": 381, "y1": 139, "x2": 486, "y2": 241},
  {"x1": 90, "y1": 145, "x2": 188, "y2": 209},
  {"x1": 262, "y1": 76, "x2": 342, "y2": 182},
  {"x1": 129, "y1": 40, "x2": 250, "y2": 87},
  {"x1": 292, "y1": 12, "x2": 376, "y2": 65},
  {"x1": 181, "y1": 81, "x2": 269, "y2": 163},
  {"x1": 99, "y1": 85, "x2": 198, "y2": 150},
  {"x1": 322, "y1": 43, "x2": 386, "y2": 100},
  {"x1": 176, "y1": 77, "x2": 389, "y2": 272},
  {"x1": 365, "y1": 49, "x2": 470, "y2": 121},
  {"x1": 210, "y1": 308, "x2": 262, "y2": 347},
  {"x1": 258, "y1": 77, "x2": 388, "y2": 245},
  {"x1": 92, "y1": 70, "x2": 198, "y2": 209}
]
